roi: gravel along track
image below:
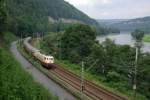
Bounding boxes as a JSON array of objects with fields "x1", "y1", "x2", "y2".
[
  {"x1": 49, "y1": 64, "x2": 128, "y2": 100},
  {"x1": 10, "y1": 42, "x2": 76, "y2": 100}
]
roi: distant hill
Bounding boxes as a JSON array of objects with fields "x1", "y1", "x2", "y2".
[
  {"x1": 96, "y1": 19, "x2": 123, "y2": 34},
  {"x1": 107, "y1": 16, "x2": 150, "y2": 32},
  {"x1": 97, "y1": 19, "x2": 128, "y2": 26}
]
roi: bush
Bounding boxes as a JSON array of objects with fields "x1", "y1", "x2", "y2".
[{"x1": 106, "y1": 71, "x2": 121, "y2": 82}]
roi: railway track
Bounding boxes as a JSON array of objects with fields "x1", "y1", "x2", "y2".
[
  {"x1": 24, "y1": 38, "x2": 128, "y2": 100},
  {"x1": 49, "y1": 64, "x2": 128, "y2": 100}
]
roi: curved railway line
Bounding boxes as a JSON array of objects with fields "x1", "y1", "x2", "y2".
[
  {"x1": 48, "y1": 64, "x2": 128, "y2": 100},
  {"x1": 23, "y1": 37, "x2": 128, "y2": 100}
]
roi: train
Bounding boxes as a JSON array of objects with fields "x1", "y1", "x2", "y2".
[{"x1": 23, "y1": 37, "x2": 54, "y2": 68}]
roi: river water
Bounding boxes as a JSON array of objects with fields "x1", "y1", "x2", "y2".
[{"x1": 96, "y1": 31, "x2": 150, "y2": 53}]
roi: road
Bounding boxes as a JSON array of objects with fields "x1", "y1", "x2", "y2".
[{"x1": 10, "y1": 41, "x2": 76, "y2": 100}]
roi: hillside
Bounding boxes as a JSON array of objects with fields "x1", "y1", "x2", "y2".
[
  {"x1": 108, "y1": 16, "x2": 150, "y2": 32},
  {"x1": 40, "y1": 0, "x2": 97, "y2": 24},
  {"x1": 5, "y1": 0, "x2": 98, "y2": 35}
]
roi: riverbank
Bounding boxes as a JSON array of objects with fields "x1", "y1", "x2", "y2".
[
  {"x1": 97, "y1": 32, "x2": 150, "y2": 53},
  {"x1": 143, "y1": 34, "x2": 150, "y2": 42}
]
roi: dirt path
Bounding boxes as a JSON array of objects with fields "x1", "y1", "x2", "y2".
[{"x1": 10, "y1": 41, "x2": 76, "y2": 100}]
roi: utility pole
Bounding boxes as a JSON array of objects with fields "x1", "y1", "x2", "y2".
[
  {"x1": 41, "y1": 32, "x2": 44, "y2": 41},
  {"x1": 80, "y1": 59, "x2": 99, "y2": 100},
  {"x1": 81, "y1": 61, "x2": 84, "y2": 100},
  {"x1": 133, "y1": 46, "x2": 138, "y2": 100},
  {"x1": 32, "y1": 33, "x2": 34, "y2": 39},
  {"x1": 59, "y1": 35, "x2": 61, "y2": 60},
  {"x1": 36, "y1": 32, "x2": 38, "y2": 39},
  {"x1": 36, "y1": 32, "x2": 39, "y2": 49},
  {"x1": 19, "y1": 33, "x2": 22, "y2": 47},
  {"x1": 19, "y1": 33, "x2": 21, "y2": 46}
]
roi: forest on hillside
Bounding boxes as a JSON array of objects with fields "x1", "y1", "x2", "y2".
[
  {"x1": 1, "y1": 0, "x2": 98, "y2": 35},
  {"x1": 108, "y1": 17, "x2": 150, "y2": 32},
  {"x1": 0, "y1": 0, "x2": 120, "y2": 36}
]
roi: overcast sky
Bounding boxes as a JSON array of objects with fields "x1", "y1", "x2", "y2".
[{"x1": 64, "y1": 0, "x2": 150, "y2": 19}]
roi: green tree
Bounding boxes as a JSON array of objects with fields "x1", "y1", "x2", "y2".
[
  {"x1": 131, "y1": 29, "x2": 144, "y2": 43},
  {"x1": 131, "y1": 29, "x2": 145, "y2": 99},
  {"x1": 138, "y1": 53, "x2": 150, "y2": 98},
  {"x1": 85, "y1": 44, "x2": 106, "y2": 74},
  {"x1": 61, "y1": 24, "x2": 96, "y2": 63}
]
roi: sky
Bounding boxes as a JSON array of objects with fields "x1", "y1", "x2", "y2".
[{"x1": 64, "y1": 0, "x2": 150, "y2": 19}]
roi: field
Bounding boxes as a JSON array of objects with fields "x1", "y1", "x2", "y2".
[
  {"x1": 0, "y1": 32, "x2": 57, "y2": 100},
  {"x1": 143, "y1": 34, "x2": 150, "y2": 42}
]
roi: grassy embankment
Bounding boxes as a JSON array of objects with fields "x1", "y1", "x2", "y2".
[
  {"x1": 143, "y1": 34, "x2": 150, "y2": 42},
  {"x1": 35, "y1": 32, "x2": 147, "y2": 100},
  {"x1": 0, "y1": 32, "x2": 57, "y2": 100}
]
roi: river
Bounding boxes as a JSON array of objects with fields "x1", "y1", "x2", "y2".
[{"x1": 96, "y1": 31, "x2": 150, "y2": 53}]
